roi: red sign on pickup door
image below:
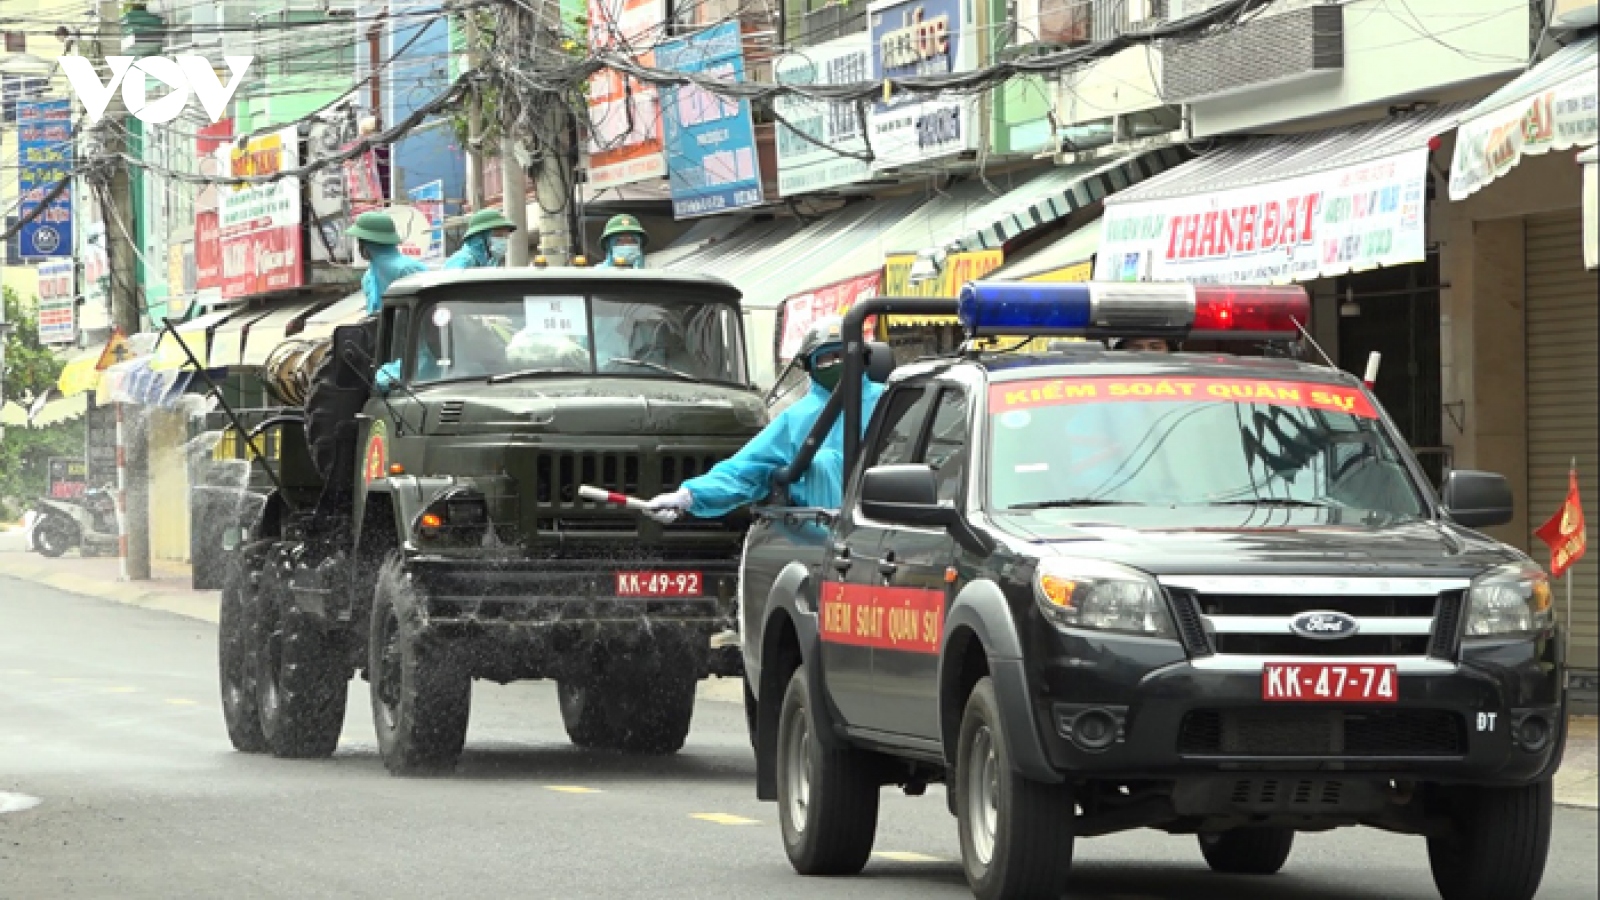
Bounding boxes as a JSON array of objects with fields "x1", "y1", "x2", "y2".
[
  {"x1": 1262, "y1": 663, "x2": 1397, "y2": 702},
  {"x1": 819, "y1": 582, "x2": 944, "y2": 655}
]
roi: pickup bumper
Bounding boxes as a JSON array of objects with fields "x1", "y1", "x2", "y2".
[{"x1": 1032, "y1": 633, "x2": 1565, "y2": 787}]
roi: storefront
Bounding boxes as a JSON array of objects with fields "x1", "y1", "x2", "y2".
[{"x1": 1445, "y1": 33, "x2": 1598, "y2": 681}]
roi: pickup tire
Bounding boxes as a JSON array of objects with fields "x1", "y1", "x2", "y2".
[
  {"x1": 219, "y1": 552, "x2": 268, "y2": 753},
  {"x1": 255, "y1": 565, "x2": 349, "y2": 759},
  {"x1": 956, "y1": 678, "x2": 1074, "y2": 900},
  {"x1": 777, "y1": 664, "x2": 879, "y2": 875},
  {"x1": 1427, "y1": 780, "x2": 1553, "y2": 900},
  {"x1": 370, "y1": 557, "x2": 472, "y2": 775},
  {"x1": 1198, "y1": 827, "x2": 1295, "y2": 874}
]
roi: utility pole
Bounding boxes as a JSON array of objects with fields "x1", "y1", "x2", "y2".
[
  {"x1": 460, "y1": 4, "x2": 485, "y2": 212},
  {"x1": 497, "y1": 0, "x2": 573, "y2": 267}
]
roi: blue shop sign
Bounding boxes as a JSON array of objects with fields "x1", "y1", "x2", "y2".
[
  {"x1": 18, "y1": 99, "x2": 74, "y2": 259},
  {"x1": 658, "y1": 21, "x2": 766, "y2": 219}
]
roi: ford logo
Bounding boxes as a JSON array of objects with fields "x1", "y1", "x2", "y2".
[{"x1": 1289, "y1": 610, "x2": 1360, "y2": 640}]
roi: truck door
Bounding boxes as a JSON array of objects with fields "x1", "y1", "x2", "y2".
[
  {"x1": 872, "y1": 385, "x2": 969, "y2": 740},
  {"x1": 820, "y1": 383, "x2": 936, "y2": 728}
]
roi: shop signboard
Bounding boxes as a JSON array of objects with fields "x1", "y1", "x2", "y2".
[
  {"x1": 36, "y1": 259, "x2": 76, "y2": 346},
  {"x1": 218, "y1": 126, "x2": 304, "y2": 298},
  {"x1": 586, "y1": 0, "x2": 668, "y2": 189},
  {"x1": 774, "y1": 36, "x2": 873, "y2": 197},
  {"x1": 47, "y1": 457, "x2": 88, "y2": 501},
  {"x1": 867, "y1": 0, "x2": 981, "y2": 170},
  {"x1": 882, "y1": 249, "x2": 1004, "y2": 297},
  {"x1": 308, "y1": 114, "x2": 358, "y2": 264},
  {"x1": 193, "y1": 121, "x2": 230, "y2": 291},
  {"x1": 775, "y1": 271, "x2": 882, "y2": 364},
  {"x1": 17, "y1": 99, "x2": 74, "y2": 259},
  {"x1": 1450, "y1": 44, "x2": 1598, "y2": 200},
  {"x1": 406, "y1": 180, "x2": 447, "y2": 266},
  {"x1": 658, "y1": 21, "x2": 765, "y2": 218},
  {"x1": 1095, "y1": 148, "x2": 1429, "y2": 284}
]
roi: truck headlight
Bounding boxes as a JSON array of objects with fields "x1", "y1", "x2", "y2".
[
  {"x1": 1033, "y1": 559, "x2": 1175, "y2": 639},
  {"x1": 1465, "y1": 563, "x2": 1555, "y2": 638}
]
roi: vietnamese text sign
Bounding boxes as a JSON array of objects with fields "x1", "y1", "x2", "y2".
[
  {"x1": 17, "y1": 99, "x2": 74, "y2": 259},
  {"x1": 47, "y1": 457, "x2": 88, "y2": 500},
  {"x1": 1450, "y1": 55, "x2": 1598, "y2": 199},
  {"x1": 587, "y1": 0, "x2": 668, "y2": 189},
  {"x1": 218, "y1": 127, "x2": 304, "y2": 298},
  {"x1": 1096, "y1": 149, "x2": 1429, "y2": 285},
  {"x1": 407, "y1": 180, "x2": 446, "y2": 266},
  {"x1": 882, "y1": 249, "x2": 1004, "y2": 297},
  {"x1": 776, "y1": 271, "x2": 882, "y2": 363},
  {"x1": 36, "y1": 259, "x2": 77, "y2": 345},
  {"x1": 774, "y1": 37, "x2": 873, "y2": 196},
  {"x1": 658, "y1": 22, "x2": 765, "y2": 219},
  {"x1": 988, "y1": 376, "x2": 1379, "y2": 418},
  {"x1": 867, "y1": 0, "x2": 980, "y2": 169}
]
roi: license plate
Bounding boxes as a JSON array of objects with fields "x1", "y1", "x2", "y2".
[
  {"x1": 1262, "y1": 663, "x2": 1397, "y2": 703},
  {"x1": 616, "y1": 571, "x2": 703, "y2": 597}
]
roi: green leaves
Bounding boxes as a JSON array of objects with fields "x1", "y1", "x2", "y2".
[{"x1": 2, "y1": 286, "x2": 66, "y2": 407}]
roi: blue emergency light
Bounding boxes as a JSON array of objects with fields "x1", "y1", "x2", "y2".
[{"x1": 956, "y1": 281, "x2": 1311, "y2": 341}]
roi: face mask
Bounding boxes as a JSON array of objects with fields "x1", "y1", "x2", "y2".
[
  {"x1": 612, "y1": 243, "x2": 642, "y2": 266},
  {"x1": 489, "y1": 236, "x2": 509, "y2": 260},
  {"x1": 810, "y1": 352, "x2": 843, "y2": 392}
]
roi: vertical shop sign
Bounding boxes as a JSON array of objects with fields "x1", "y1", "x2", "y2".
[
  {"x1": 586, "y1": 0, "x2": 668, "y2": 188},
  {"x1": 407, "y1": 180, "x2": 447, "y2": 266},
  {"x1": 218, "y1": 126, "x2": 304, "y2": 298},
  {"x1": 36, "y1": 259, "x2": 77, "y2": 345},
  {"x1": 17, "y1": 99, "x2": 74, "y2": 258},
  {"x1": 658, "y1": 22, "x2": 765, "y2": 218}
]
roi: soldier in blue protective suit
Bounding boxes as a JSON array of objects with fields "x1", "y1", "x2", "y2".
[
  {"x1": 345, "y1": 211, "x2": 429, "y2": 393},
  {"x1": 643, "y1": 317, "x2": 884, "y2": 522},
  {"x1": 444, "y1": 208, "x2": 517, "y2": 270},
  {"x1": 593, "y1": 214, "x2": 648, "y2": 269}
]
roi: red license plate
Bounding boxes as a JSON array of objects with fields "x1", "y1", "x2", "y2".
[
  {"x1": 616, "y1": 571, "x2": 703, "y2": 597},
  {"x1": 1262, "y1": 663, "x2": 1397, "y2": 703}
]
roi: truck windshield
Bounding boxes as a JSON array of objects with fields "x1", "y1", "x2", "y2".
[
  {"x1": 986, "y1": 375, "x2": 1427, "y2": 520},
  {"x1": 413, "y1": 293, "x2": 746, "y2": 385}
]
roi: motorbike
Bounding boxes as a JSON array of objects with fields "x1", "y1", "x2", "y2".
[{"x1": 29, "y1": 487, "x2": 120, "y2": 558}]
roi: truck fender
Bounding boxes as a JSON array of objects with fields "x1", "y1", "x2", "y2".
[
  {"x1": 376, "y1": 475, "x2": 458, "y2": 538},
  {"x1": 754, "y1": 561, "x2": 846, "y2": 802},
  {"x1": 939, "y1": 580, "x2": 1061, "y2": 784}
]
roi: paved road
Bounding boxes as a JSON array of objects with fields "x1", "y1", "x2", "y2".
[{"x1": 2, "y1": 575, "x2": 1595, "y2": 900}]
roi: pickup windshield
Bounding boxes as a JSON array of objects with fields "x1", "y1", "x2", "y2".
[
  {"x1": 413, "y1": 293, "x2": 746, "y2": 385},
  {"x1": 987, "y1": 375, "x2": 1427, "y2": 520}
]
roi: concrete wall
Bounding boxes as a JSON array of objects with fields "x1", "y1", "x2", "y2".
[
  {"x1": 146, "y1": 409, "x2": 192, "y2": 563},
  {"x1": 1437, "y1": 151, "x2": 1586, "y2": 547}
]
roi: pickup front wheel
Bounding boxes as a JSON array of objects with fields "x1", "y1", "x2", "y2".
[
  {"x1": 956, "y1": 677, "x2": 1075, "y2": 900},
  {"x1": 777, "y1": 665, "x2": 879, "y2": 875},
  {"x1": 1427, "y1": 780, "x2": 1553, "y2": 900}
]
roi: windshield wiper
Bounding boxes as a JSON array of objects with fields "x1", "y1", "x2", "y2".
[
  {"x1": 486, "y1": 367, "x2": 571, "y2": 384},
  {"x1": 606, "y1": 357, "x2": 705, "y2": 383},
  {"x1": 1208, "y1": 498, "x2": 1337, "y2": 509},
  {"x1": 1005, "y1": 498, "x2": 1145, "y2": 511}
]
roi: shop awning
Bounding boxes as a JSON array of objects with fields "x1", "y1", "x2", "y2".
[
  {"x1": 1097, "y1": 103, "x2": 1468, "y2": 284},
  {"x1": 647, "y1": 217, "x2": 747, "y2": 269},
  {"x1": 208, "y1": 307, "x2": 273, "y2": 370},
  {"x1": 993, "y1": 217, "x2": 1103, "y2": 282},
  {"x1": 1450, "y1": 35, "x2": 1598, "y2": 200},
  {"x1": 150, "y1": 310, "x2": 238, "y2": 371},
  {"x1": 297, "y1": 292, "x2": 368, "y2": 342},
  {"x1": 55, "y1": 331, "x2": 136, "y2": 397},
  {"x1": 238, "y1": 300, "x2": 332, "y2": 367}
]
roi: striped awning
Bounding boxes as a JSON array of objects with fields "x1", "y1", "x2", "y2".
[
  {"x1": 150, "y1": 310, "x2": 239, "y2": 372},
  {"x1": 298, "y1": 293, "x2": 369, "y2": 342}
]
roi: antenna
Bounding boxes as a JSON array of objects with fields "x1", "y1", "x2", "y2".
[{"x1": 1293, "y1": 319, "x2": 1336, "y2": 369}]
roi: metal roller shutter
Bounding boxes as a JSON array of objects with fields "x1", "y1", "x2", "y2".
[{"x1": 1525, "y1": 211, "x2": 1599, "y2": 675}]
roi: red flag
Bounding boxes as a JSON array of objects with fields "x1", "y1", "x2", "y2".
[{"x1": 1535, "y1": 469, "x2": 1588, "y2": 578}]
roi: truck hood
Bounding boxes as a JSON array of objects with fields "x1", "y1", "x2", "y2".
[
  {"x1": 414, "y1": 378, "x2": 767, "y2": 436},
  {"x1": 996, "y1": 508, "x2": 1524, "y2": 579}
]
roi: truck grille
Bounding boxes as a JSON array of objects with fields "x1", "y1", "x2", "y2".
[
  {"x1": 1177, "y1": 708, "x2": 1466, "y2": 756},
  {"x1": 521, "y1": 448, "x2": 741, "y2": 539},
  {"x1": 534, "y1": 451, "x2": 644, "y2": 504}
]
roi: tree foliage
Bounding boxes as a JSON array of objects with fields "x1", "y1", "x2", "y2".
[
  {"x1": 1, "y1": 286, "x2": 83, "y2": 518},
  {"x1": 3, "y1": 286, "x2": 66, "y2": 406}
]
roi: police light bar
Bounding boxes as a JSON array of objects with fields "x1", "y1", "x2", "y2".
[{"x1": 955, "y1": 281, "x2": 1311, "y2": 341}]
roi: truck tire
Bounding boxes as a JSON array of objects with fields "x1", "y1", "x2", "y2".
[
  {"x1": 255, "y1": 565, "x2": 349, "y2": 758},
  {"x1": 776, "y1": 664, "x2": 879, "y2": 876},
  {"x1": 1427, "y1": 780, "x2": 1553, "y2": 900},
  {"x1": 557, "y1": 656, "x2": 699, "y2": 755},
  {"x1": 369, "y1": 556, "x2": 471, "y2": 775},
  {"x1": 219, "y1": 552, "x2": 268, "y2": 753},
  {"x1": 956, "y1": 678, "x2": 1074, "y2": 900},
  {"x1": 1198, "y1": 827, "x2": 1295, "y2": 874}
]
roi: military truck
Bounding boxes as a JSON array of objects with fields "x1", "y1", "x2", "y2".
[{"x1": 215, "y1": 268, "x2": 763, "y2": 774}]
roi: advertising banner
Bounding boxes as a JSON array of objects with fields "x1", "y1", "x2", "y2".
[
  {"x1": 586, "y1": 0, "x2": 668, "y2": 189},
  {"x1": 776, "y1": 271, "x2": 882, "y2": 363},
  {"x1": 218, "y1": 126, "x2": 304, "y2": 298},
  {"x1": 36, "y1": 259, "x2": 76, "y2": 346},
  {"x1": 1095, "y1": 148, "x2": 1429, "y2": 284},
  {"x1": 1450, "y1": 41, "x2": 1597, "y2": 200},
  {"x1": 774, "y1": 36, "x2": 873, "y2": 197},
  {"x1": 867, "y1": 0, "x2": 981, "y2": 170},
  {"x1": 47, "y1": 457, "x2": 88, "y2": 501},
  {"x1": 658, "y1": 21, "x2": 765, "y2": 218},
  {"x1": 17, "y1": 99, "x2": 74, "y2": 258},
  {"x1": 882, "y1": 249, "x2": 1004, "y2": 297},
  {"x1": 308, "y1": 115, "x2": 357, "y2": 264},
  {"x1": 407, "y1": 180, "x2": 447, "y2": 266},
  {"x1": 195, "y1": 210, "x2": 222, "y2": 290}
]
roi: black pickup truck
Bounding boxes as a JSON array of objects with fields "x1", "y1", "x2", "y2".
[{"x1": 738, "y1": 284, "x2": 1566, "y2": 900}]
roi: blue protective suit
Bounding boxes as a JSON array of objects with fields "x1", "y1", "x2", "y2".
[
  {"x1": 444, "y1": 234, "x2": 495, "y2": 270},
  {"x1": 681, "y1": 376, "x2": 884, "y2": 516},
  {"x1": 361, "y1": 243, "x2": 429, "y2": 315}
]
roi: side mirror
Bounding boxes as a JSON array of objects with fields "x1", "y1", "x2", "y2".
[
  {"x1": 1441, "y1": 470, "x2": 1514, "y2": 528},
  {"x1": 861, "y1": 464, "x2": 952, "y2": 528}
]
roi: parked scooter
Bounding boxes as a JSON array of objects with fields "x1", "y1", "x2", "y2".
[{"x1": 30, "y1": 487, "x2": 120, "y2": 558}]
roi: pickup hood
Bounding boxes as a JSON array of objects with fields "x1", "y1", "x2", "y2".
[
  {"x1": 996, "y1": 508, "x2": 1524, "y2": 579},
  {"x1": 413, "y1": 377, "x2": 767, "y2": 437}
]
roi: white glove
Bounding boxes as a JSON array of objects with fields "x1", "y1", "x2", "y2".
[{"x1": 645, "y1": 487, "x2": 693, "y2": 523}]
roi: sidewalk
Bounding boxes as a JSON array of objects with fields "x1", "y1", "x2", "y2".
[{"x1": 0, "y1": 528, "x2": 1593, "y2": 803}]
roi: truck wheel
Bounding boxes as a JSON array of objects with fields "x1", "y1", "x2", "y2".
[
  {"x1": 369, "y1": 557, "x2": 471, "y2": 775},
  {"x1": 776, "y1": 664, "x2": 879, "y2": 876},
  {"x1": 557, "y1": 680, "x2": 622, "y2": 749},
  {"x1": 1198, "y1": 827, "x2": 1295, "y2": 874},
  {"x1": 255, "y1": 566, "x2": 349, "y2": 758},
  {"x1": 219, "y1": 553, "x2": 268, "y2": 753},
  {"x1": 956, "y1": 677, "x2": 1074, "y2": 900},
  {"x1": 558, "y1": 662, "x2": 698, "y2": 755},
  {"x1": 1427, "y1": 781, "x2": 1553, "y2": 900}
]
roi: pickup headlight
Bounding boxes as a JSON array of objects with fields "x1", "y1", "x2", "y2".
[
  {"x1": 1033, "y1": 559, "x2": 1176, "y2": 639},
  {"x1": 1465, "y1": 563, "x2": 1555, "y2": 638}
]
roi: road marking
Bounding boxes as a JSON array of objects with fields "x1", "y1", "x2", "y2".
[
  {"x1": 544, "y1": 786, "x2": 601, "y2": 794},
  {"x1": 874, "y1": 851, "x2": 945, "y2": 863},
  {"x1": 0, "y1": 792, "x2": 42, "y2": 815},
  {"x1": 164, "y1": 699, "x2": 198, "y2": 706},
  {"x1": 691, "y1": 813, "x2": 760, "y2": 826},
  {"x1": 106, "y1": 686, "x2": 139, "y2": 694}
]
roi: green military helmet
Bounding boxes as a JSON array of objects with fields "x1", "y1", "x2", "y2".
[
  {"x1": 600, "y1": 214, "x2": 649, "y2": 249},
  {"x1": 463, "y1": 208, "x2": 517, "y2": 239},
  {"x1": 346, "y1": 211, "x2": 403, "y2": 245}
]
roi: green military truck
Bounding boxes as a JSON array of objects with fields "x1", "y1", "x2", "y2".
[{"x1": 216, "y1": 268, "x2": 763, "y2": 774}]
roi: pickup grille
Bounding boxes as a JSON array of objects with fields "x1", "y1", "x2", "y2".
[
  {"x1": 1177, "y1": 708, "x2": 1466, "y2": 756},
  {"x1": 1163, "y1": 585, "x2": 1466, "y2": 661}
]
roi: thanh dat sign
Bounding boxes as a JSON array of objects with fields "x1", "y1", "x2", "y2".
[{"x1": 59, "y1": 56, "x2": 252, "y2": 125}]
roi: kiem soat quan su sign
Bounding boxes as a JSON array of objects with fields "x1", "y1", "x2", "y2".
[
  {"x1": 657, "y1": 21, "x2": 766, "y2": 219},
  {"x1": 218, "y1": 126, "x2": 304, "y2": 298},
  {"x1": 988, "y1": 377, "x2": 1379, "y2": 419},
  {"x1": 1096, "y1": 149, "x2": 1429, "y2": 285}
]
